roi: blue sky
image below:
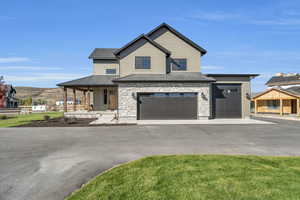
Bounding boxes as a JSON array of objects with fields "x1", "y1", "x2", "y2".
[{"x1": 1, "y1": 0, "x2": 300, "y2": 91}]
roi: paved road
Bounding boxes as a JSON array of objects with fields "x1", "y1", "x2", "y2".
[{"x1": 1, "y1": 118, "x2": 300, "y2": 200}]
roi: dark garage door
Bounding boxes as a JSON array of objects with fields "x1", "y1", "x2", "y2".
[
  {"x1": 212, "y1": 84, "x2": 242, "y2": 118},
  {"x1": 137, "y1": 93, "x2": 198, "y2": 120}
]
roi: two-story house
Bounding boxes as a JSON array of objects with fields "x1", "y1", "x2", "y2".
[{"x1": 58, "y1": 23, "x2": 258, "y2": 120}]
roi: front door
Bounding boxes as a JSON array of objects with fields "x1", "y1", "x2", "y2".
[{"x1": 108, "y1": 89, "x2": 117, "y2": 110}]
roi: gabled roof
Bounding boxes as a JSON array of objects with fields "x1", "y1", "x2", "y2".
[
  {"x1": 147, "y1": 23, "x2": 207, "y2": 55},
  {"x1": 113, "y1": 34, "x2": 171, "y2": 56},
  {"x1": 88, "y1": 48, "x2": 118, "y2": 59},
  {"x1": 252, "y1": 87, "x2": 300, "y2": 99},
  {"x1": 266, "y1": 74, "x2": 300, "y2": 86},
  {"x1": 113, "y1": 72, "x2": 215, "y2": 82},
  {"x1": 57, "y1": 75, "x2": 118, "y2": 87}
]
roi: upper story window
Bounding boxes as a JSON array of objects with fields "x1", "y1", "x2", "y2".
[
  {"x1": 172, "y1": 58, "x2": 187, "y2": 71},
  {"x1": 106, "y1": 69, "x2": 116, "y2": 74},
  {"x1": 135, "y1": 56, "x2": 151, "y2": 69}
]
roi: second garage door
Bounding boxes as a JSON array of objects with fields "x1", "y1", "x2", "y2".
[
  {"x1": 137, "y1": 93, "x2": 198, "y2": 120},
  {"x1": 212, "y1": 84, "x2": 242, "y2": 118}
]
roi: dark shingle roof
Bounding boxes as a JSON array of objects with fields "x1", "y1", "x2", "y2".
[
  {"x1": 113, "y1": 34, "x2": 171, "y2": 56},
  {"x1": 57, "y1": 75, "x2": 118, "y2": 87},
  {"x1": 266, "y1": 75, "x2": 300, "y2": 86},
  {"x1": 88, "y1": 48, "x2": 118, "y2": 59},
  {"x1": 113, "y1": 72, "x2": 215, "y2": 82},
  {"x1": 284, "y1": 86, "x2": 300, "y2": 96},
  {"x1": 147, "y1": 23, "x2": 207, "y2": 55}
]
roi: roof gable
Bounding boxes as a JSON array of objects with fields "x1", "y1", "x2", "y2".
[
  {"x1": 252, "y1": 88, "x2": 300, "y2": 100},
  {"x1": 113, "y1": 34, "x2": 171, "y2": 58},
  {"x1": 147, "y1": 23, "x2": 207, "y2": 55}
]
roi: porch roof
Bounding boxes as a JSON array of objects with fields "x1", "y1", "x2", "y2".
[{"x1": 57, "y1": 75, "x2": 118, "y2": 87}]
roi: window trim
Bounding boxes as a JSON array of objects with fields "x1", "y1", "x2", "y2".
[
  {"x1": 171, "y1": 58, "x2": 187, "y2": 71},
  {"x1": 135, "y1": 56, "x2": 151, "y2": 69}
]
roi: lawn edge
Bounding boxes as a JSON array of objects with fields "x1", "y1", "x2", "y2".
[{"x1": 64, "y1": 154, "x2": 299, "y2": 200}]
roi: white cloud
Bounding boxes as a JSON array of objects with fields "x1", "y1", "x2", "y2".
[
  {"x1": 0, "y1": 57, "x2": 30, "y2": 63},
  {"x1": 189, "y1": 12, "x2": 241, "y2": 21},
  {"x1": 185, "y1": 10, "x2": 300, "y2": 27},
  {"x1": 4, "y1": 73, "x2": 86, "y2": 82},
  {"x1": 0, "y1": 66, "x2": 63, "y2": 70},
  {"x1": 250, "y1": 19, "x2": 300, "y2": 26},
  {"x1": 202, "y1": 65, "x2": 224, "y2": 70}
]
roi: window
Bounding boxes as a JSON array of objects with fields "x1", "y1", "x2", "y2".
[
  {"x1": 266, "y1": 100, "x2": 280, "y2": 109},
  {"x1": 106, "y1": 69, "x2": 116, "y2": 74},
  {"x1": 135, "y1": 56, "x2": 151, "y2": 69},
  {"x1": 172, "y1": 58, "x2": 187, "y2": 71}
]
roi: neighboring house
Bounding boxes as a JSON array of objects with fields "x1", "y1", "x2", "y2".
[
  {"x1": 56, "y1": 99, "x2": 80, "y2": 106},
  {"x1": 58, "y1": 23, "x2": 258, "y2": 120},
  {"x1": 252, "y1": 73, "x2": 300, "y2": 116},
  {"x1": 0, "y1": 84, "x2": 18, "y2": 109},
  {"x1": 32, "y1": 105, "x2": 48, "y2": 112}
]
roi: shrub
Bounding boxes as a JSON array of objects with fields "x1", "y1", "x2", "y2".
[
  {"x1": 43, "y1": 115, "x2": 50, "y2": 121},
  {"x1": 0, "y1": 115, "x2": 8, "y2": 120}
]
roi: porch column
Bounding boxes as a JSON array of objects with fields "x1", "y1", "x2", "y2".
[
  {"x1": 63, "y1": 87, "x2": 67, "y2": 112},
  {"x1": 280, "y1": 99, "x2": 283, "y2": 116},
  {"x1": 254, "y1": 99, "x2": 258, "y2": 114},
  {"x1": 83, "y1": 91, "x2": 86, "y2": 110},
  {"x1": 297, "y1": 99, "x2": 300, "y2": 116},
  {"x1": 87, "y1": 89, "x2": 91, "y2": 111},
  {"x1": 73, "y1": 88, "x2": 76, "y2": 111}
]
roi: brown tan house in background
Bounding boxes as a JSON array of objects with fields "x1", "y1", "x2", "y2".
[
  {"x1": 252, "y1": 73, "x2": 300, "y2": 116},
  {"x1": 58, "y1": 23, "x2": 258, "y2": 120}
]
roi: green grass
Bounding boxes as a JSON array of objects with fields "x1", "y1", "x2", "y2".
[
  {"x1": 0, "y1": 112, "x2": 63, "y2": 127},
  {"x1": 66, "y1": 155, "x2": 300, "y2": 200}
]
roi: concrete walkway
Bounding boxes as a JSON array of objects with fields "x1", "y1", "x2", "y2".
[
  {"x1": 90, "y1": 118, "x2": 274, "y2": 125},
  {"x1": 137, "y1": 118, "x2": 274, "y2": 125},
  {"x1": 252, "y1": 114, "x2": 300, "y2": 121}
]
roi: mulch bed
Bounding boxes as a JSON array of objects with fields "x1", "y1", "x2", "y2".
[
  {"x1": 17, "y1": 117, "x2": 98, "y2": 127},
  {"x1": 16, "y1": 117, "x2": 137, "y2": 127}
]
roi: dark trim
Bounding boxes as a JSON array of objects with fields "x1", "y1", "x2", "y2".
[
  {"x1": 147, "y1": 23, "x2": 207, "y2": 55},
  {"x1": 113, "y1": 34, "x2": 171, "y2": 56}
]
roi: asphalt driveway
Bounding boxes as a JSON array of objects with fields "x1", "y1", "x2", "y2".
[{"x1": 1, "y1": 117, "x2": 300, "y2": 200}]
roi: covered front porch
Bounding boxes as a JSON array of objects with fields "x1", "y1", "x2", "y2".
[
  {"x1": 57, "y1": 75, "x2": 118, "y2": 114},
  {"x1": 252, "y1": 88, "x2": 300, "y2": 116}
]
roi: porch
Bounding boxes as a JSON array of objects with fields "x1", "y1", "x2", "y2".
[
  {"x1": 57, "y1": 75, "x2": 118, "y2": 113},
  {"x1": 252, "y1": 88, "x2": 300, "y2": 116}
]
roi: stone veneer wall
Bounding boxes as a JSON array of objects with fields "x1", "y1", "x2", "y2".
[{"x1": 118, "y1": 82, "x2": 211, "y2": 120}]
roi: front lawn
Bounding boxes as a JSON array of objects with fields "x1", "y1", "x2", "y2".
[
  {"x1": 66, "y1": 155, "x2": 300, "y2": 200},
  {"x1": 0, "y1": 112, "x2": 63, "y2": 127}
]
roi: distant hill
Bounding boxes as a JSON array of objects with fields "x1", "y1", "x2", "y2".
[{"x1": 15, "y1": 87, "x2": 84, "y2": 105}]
